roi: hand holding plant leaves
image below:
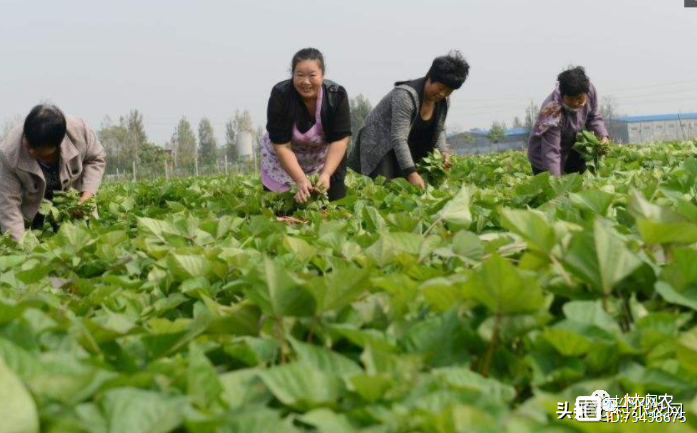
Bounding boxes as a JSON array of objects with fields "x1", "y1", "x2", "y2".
[
  {"x1": 272, "y1": 174, "x2": 330, "y2": 215},
  {"x1": 38, "y1": 188, "x2": 96, "y2": 225},
  {"x1": 573, "y1": 130, "x2": 611, "y2": 173},
  {"x1": 417, "y1": 149, "x2": 449, "y2": 186}
]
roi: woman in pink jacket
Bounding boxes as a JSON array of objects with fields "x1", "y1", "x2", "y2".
[{"x1": 527, "y1": 66, "x2": 609, "y2": 176}]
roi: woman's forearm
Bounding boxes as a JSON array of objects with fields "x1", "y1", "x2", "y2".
[
  {"x1": 274, "y1": 144, "x2": 307, "y2": 183},
  {"x1": 321, "y1": 137, "x2": 349, "y2": 177}
]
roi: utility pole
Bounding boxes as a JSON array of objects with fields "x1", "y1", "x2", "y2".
[{"x1": 678, "y1": 113, "x2": 687, "y2": 141}]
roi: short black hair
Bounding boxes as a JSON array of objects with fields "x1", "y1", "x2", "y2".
[
  {"x1": 291, "y1": 48, "x2": 325, "y2": 75},
  {"x1": 558, "y1": 66, "x2": 590, "y2": 97},
  {"x1": 427, "y1": 50, "x2": 469, "y2": 90},
  {"x1": 23, "y1": 104, "x2": 66, "y2": 149}
]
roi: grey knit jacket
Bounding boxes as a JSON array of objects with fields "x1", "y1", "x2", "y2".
[{"x1": 348, "y1": 82, "x2": 449, "y2": 176}]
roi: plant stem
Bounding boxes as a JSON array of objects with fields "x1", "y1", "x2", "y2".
[
  {"x1": 306, "y1": 316, "x2": 318, "y2": 344},
  {"x1": 595, "y1": 153, "x2": 600, "y2": 175},
  {"x1": 601, "y1": 291, "x2": 609, "y2": 313},
  {"x1": 275, "y1": 317, "x2": 287, "y2": 364},
  {"x1": 550, "y1": 254, "x2": 573, "y2": 287},
  {"x1": 618, "y1": 290, "x2": 632, "y2": 333},
  {"x1": 480, "y1": 312, "x2": 501, "y2": 378},
  {"x1": 423, "y1": 217, "x2": 442, "y2": 237}
]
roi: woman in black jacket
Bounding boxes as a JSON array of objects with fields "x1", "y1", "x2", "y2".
[{"x1": 260, "y1": 48, "x2": 352, "y2": 203}]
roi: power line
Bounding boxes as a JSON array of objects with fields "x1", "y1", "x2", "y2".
[
  {"x1": 604, "y1": 78, "x2": 697, "y2": 92},
  {"x1": 449, "y1": 87, "x2": 697, "y2": 115},
  {"x1": 609, "y1": 87, "x2": 697, "y2": 101},
  {"x1": 451, "y1": 86, "x2": 697, "y2": 112}
]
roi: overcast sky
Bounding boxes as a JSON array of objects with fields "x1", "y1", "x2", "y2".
[{"x1": 1, "y1": 0, "x2": 696, "y2": 143}]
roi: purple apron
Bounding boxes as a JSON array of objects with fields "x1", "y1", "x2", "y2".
[{"x1": 261, "y1": 86, "x2": 329, "y2": 192}]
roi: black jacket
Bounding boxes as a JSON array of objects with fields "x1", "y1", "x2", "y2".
[{"x1": 266, "y1": 79, "x2": 352, "y2": 145}]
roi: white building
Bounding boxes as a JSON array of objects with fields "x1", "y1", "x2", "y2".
[{"x1": 609, "y1": 113, "x2": 697, "y2": 144}]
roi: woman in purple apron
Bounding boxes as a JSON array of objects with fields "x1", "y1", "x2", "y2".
[{"x1": 261, "y1": 48, "x2": 351, "y2": 203}]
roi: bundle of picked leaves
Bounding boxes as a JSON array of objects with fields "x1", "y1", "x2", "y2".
[
  {"x1": 417, "y1": 149, "x2": 448, "y2": 186},
  {"x1": 38, "y1": 189, "x2": 96, "y2": 225},
  {"x1": 573, "y1": 130, "x2": 610, "y2": 172},
  {"x1": 270, "y1": 174, "x2": 329, "y2": 215}
]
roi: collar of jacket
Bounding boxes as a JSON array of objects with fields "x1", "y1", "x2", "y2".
[
  {"x1": 274, "y1": 79, "x2": 343, "y2": 135},
  {"x1": 16, "y1": 134, "x2": 80, "y2": 178},
  {"x1": 394, "y1": 77, "x2": 449, "y2": 122},
  {"x1": 393, "y1": 77, "x2": 449, "y2": 152},
  {"x1": 275, "y1": 79, "x2": 341, "y2": 109},
  {"x1": 395, "y1": 77, "x2": 426, "y2": 108}
]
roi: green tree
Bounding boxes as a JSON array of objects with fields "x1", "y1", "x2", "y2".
[
  {"x1": 512, "y1": 117, "x2": 523, "y2": 129},
  {"x1": 172, "y1": 117, "x2": 197, "y2": 170},
  {"x1": 600, "y1": 96, "x2": 618, "y2": 133},
  {"x1": 236, "y1": 109, "x2": 254, "y2": 132},
  {"x1": 460, "y1": 132, "x2": 475, "y2": 144},
  {"x1": 99, "y1": 116, "x2": 129, "y2": 174},
  {"x1": 524, "y1": 101, "x2": 540, "y2": 132},
  {"x1": 253, "y1": 125, "x2": 264, "y2": 162},
  {"x1": 98, "y1": 110, "x2": 149, "y2": 175},
  {"x1": 126, "y1": 109, "x2": 148, "y2": 156},
  {"x1": 487, "y1": 122, "x2": 506, "y2": 144},
  {"x1": 137, "y1": 142, "x2": 168, "y2": 176},
  {"x1": 349, "y1": 94, "x2": 372, "y2": 144},
  {"x1": 224, "y1": 119, "x2": 236, "y2": 161},
  {"x1": 198, "y1": 118, "x2": 218, "y2": 166}
]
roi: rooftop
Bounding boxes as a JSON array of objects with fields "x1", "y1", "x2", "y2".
[{"x1": 615, "y1": 113, "x2": 697, "y2": 123}]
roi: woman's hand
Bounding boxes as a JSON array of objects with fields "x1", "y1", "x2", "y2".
[
  {"x1": 78, "y1": 191, "x2": 94, "y2": 204},
  {"x1": 294, "y1": 177, "x2": 314, "y2": 203},
  {"x1": 407, "y1": 172, "x2": 426, "y2": 189},
  {"x1": 442, "y1": 152, "x2": 452, "y2": 170},
  {"x1": 599, "y1": 136, "x2": 610, "y2": 155},
  {"x1": 316, "y1": 172, "x2": 331, "y2": 192},
  {"x1": 71, "y1": 191, "x2": 95, "y2": 218}
]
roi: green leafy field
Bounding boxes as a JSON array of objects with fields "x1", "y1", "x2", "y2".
[{"x1": 2, "y1": 141, "x2": 697, "y2": 432}]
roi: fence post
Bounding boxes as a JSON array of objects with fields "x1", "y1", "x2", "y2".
[
  {"x1": 132, "y1": 161, "x2": 137, "y2": 182},
  {"x1": 195, "y1": 157, "x2": 199, "y2": 177},
  {"x1": 224, "y1": 155, "x2": 228, "y2": 175},
  {"x1": 164, "y1": 159, "x2": 169, "y2": 181}
]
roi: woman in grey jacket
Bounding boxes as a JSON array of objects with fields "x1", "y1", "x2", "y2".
[
  {"x1": 348, "y1": 51, "x2": 469, "y2": 189},
  {"x1": 0, "y1": 105, "x2": 106, "y2": 241}
]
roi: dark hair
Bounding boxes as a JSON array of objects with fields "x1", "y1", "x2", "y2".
[
  {"x1": 427, "y1": 50, "x2": 469, "y2": 90},
  {"x1": 23, "y1": 104, "x2": 66, "y2": 149},
  {"x1": 558, "y1": 66, "x2": 590, "y2": 97},
  {"x1": 291, "y1": 48, "x2": 325, "y2": 75}
]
